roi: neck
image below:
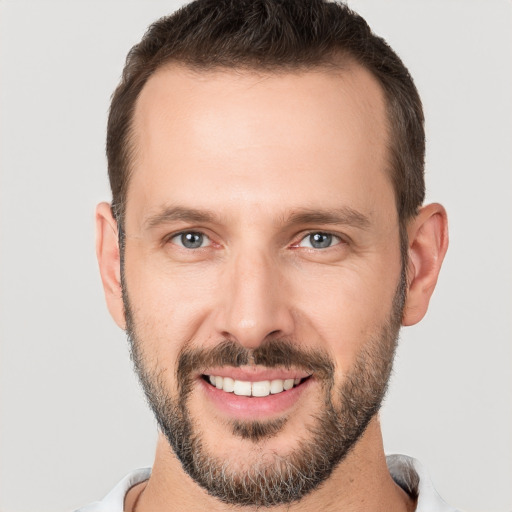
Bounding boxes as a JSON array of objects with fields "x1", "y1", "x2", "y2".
[{"x1": 126, "y1": 417, "x2": 415, "y2": 512}]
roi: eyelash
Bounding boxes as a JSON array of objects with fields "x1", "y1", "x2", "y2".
[
  {"x1": 166, "y1": 230, "x2": 346, "y2": 251},
  {"x1": 168, "y1": 231, "x2": 212, "y2": 249},
  {"x1": 294, "y1": 231, "x2": 344, "y2": 250}
]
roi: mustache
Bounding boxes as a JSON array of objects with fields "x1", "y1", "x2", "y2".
[{"x1": 177, "y1": 338, "x2": 334, "y2": 390}]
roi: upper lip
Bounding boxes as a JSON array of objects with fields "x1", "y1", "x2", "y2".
[{"x1": 202, "y1": 366, "x2": 311, "y2": 382}]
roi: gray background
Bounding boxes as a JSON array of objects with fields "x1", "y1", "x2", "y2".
[{"x1": 1, "y1": 1, "x2": 510, "y2": 511}]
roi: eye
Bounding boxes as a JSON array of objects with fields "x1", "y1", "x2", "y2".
[
  {"x1": 170, "y1": 231, "x2": 211, "y2": 249},
  {"x1": 298, "y1": 232, "x2": 342, "y2": 249}
]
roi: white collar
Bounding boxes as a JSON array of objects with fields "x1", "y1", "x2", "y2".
[
  {"x1": 387, "y1": 454, "x2": 461, "y2": 511},
  {"x1": 77, "y1": 455, "x2": 460, "y2": 511}
]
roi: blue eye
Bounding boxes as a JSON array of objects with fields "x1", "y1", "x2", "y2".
[
  {"x1": 171, "y1": 232, "x2": 210, "y2": 249},
  {"x1": 299, "y1": 232, "x2": 340, "y2": 249}
]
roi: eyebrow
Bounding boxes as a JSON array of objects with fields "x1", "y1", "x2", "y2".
[
  {"x1": 285, "y1": 207, "x2": 371, "y2": 229},
  {"x1": 143, "y1": 205, "x2": 371, "y2": 231},
  {"x1": 144, "y1": 206, "x2": 218, "y2": 230}
]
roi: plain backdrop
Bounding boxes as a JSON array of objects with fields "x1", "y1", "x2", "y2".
[{"x1": 0, "y1": 1, "x2": 511, "y2": 511}]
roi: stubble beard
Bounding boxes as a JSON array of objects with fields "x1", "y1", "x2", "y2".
[{"x1": 123, "y1": 271, "x2": 406, "y2": 507}]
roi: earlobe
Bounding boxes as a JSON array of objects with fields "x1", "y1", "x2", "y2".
[
  {"x1": 96, "y1": 202, "x2": 126, "y2": 330},
  {"x1": 402, "y1": 203, "x2": 449, "y2": 326}
]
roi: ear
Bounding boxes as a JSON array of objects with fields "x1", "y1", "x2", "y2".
[
  {"x1": 402, "y1": 203, "x2": 449, "y2": 326},
  {"x1": 96, "y1": 202, "x2": 126, "y2": 330}
]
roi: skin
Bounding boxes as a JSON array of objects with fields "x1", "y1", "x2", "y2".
[{"x1": 96, "y1": 63, "x2": 448, "y2": 512}]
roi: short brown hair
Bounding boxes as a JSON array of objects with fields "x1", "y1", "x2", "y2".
[{"x1": 107, "y1": 0, "x2": 425, "y2": 230}]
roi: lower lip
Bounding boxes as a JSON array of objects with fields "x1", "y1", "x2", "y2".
[{"x1": 199, "y1": 377, "x2": 313, "y2": 420}]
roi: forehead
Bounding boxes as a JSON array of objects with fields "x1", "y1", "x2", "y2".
[{"x1": 127, "y1": 63, "x2": 393, "y2": 228}]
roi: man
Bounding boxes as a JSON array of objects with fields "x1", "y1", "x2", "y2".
[{"x1": 83, "y1": 0, "x2": 452, "y2": 510}]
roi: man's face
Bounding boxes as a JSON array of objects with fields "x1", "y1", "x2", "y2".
[{"x1": 122, "y1": 64, "x2": 404, "y2": 505}]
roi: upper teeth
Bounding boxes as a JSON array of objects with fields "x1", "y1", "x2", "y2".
[{"x1": 208, "y1": 376, "x2": 302, "y2": 397}]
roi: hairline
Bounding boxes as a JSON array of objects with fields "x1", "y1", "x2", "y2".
[{"x1": 118, "y1": 55, "x2": 403, "y2": 226}]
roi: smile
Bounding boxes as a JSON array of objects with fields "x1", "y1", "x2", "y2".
[{"x1": 205, "y1": 375, "x2": 308, "y2": 397}]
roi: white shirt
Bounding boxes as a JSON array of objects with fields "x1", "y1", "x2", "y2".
[{"x1": 76, "y1": 455, "x2": 461, "y2": 512}]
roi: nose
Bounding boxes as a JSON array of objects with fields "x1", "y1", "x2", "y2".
[{"x1": 214, "y1": 248, "x2": 295, "y2": 349}]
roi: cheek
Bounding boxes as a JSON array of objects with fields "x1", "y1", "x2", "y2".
[
  {"x1": 124, "y1": 236, "x2": 402, "y2": 379},
  {"x1": 124, "y1": 253, "x2": 218, "y2": 364},
  {"x1": 290, "y1": 261, "x2": 400, "y2": 373}
]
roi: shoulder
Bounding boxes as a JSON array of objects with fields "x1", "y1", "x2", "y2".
[
  {"x1": 386, "y1": 454, "x2": 462, "y2": 512},
  {"x1": 74, "y1": 468, "x2": 151, "y2": 512}
]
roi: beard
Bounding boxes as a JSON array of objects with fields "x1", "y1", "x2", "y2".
[{"x1": 122, "y1": 270, "x2": 406, "y2": 507}]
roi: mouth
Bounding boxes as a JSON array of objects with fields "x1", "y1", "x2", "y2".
[
  {"x1": 198, "y1": 368, "x2": 314, "y2": 420},
  {"x1": 202, "y1": 374, "x2": 311, "y2": 397}
]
